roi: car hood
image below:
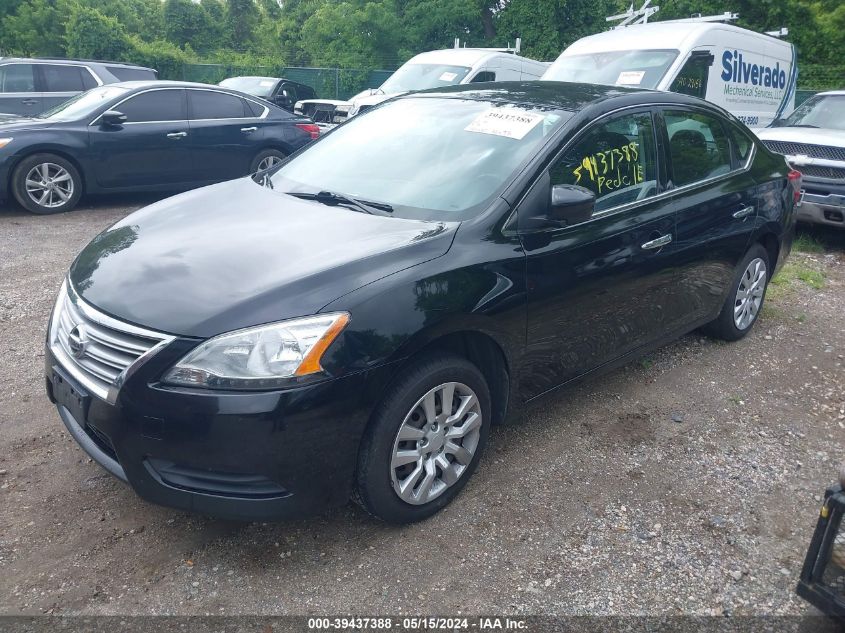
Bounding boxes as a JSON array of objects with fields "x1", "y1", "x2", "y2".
[
  {"x1": 754, "y1": 126, "x2": 845, "y2": 150},
  {"x1": 0, "y1": 115, "x2": 55, "y2": 132},
  {"x1": 352, "y1": 93, "x2": 398, "y2": 109},
  {"x1": 69, "y1": 179, "x2": 458, "y2": 338}
]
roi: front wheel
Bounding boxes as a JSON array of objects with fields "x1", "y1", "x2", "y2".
[
  {"x1": 11, "y1": 153, "x2": 82, "y2": 214},
  {"x1": 355, "y1": 354, "x2": 491, "y2": 523},
  {"x1": 703, "y1": 243, "x2": 770, "y2": 341}
]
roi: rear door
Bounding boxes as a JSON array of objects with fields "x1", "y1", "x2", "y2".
[
  {"x1": 187, "y1": 88, "x2": 266, "y2": 180},
  {"x1": 519, "y1": 108, "x2": 683, "y2": 398},
  {"x1": 0, "y1": 63, "x2": 40, "y2": 116},
  {"x1": 37, "y1": 63, "x2": 98, "y2": 112},
  {"x1": 660, "y1": 107, "x2": 758, "y2": 324},
  {"x1": 88, "y1": 88, "x2": 193, "y2": 188}
]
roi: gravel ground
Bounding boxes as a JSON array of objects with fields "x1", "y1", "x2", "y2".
[{"x1": 0, "y1": 196, "x2": 843, "y2": 617}]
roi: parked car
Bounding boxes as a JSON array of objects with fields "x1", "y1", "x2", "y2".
[
  {"x1": 295, "y1": 43, "x2": 549, "y2": 126},
  {"x1": 755, "y1": 91, "x2": 845, "y2": 230},
  {"x1": 218, "y1": 76, "x2": 316, "y2": 112},
  {"x1": 46, "y1": 82, "x2": 797, "y2": 524},
  {"x1": 542, "y1": 17, "x2": 797, "y2": 128},
  {"x1": 0, "y1": 57, "x2": 157, "y2": 116},
  {"x1": 0, "y1": 80, "x2": 320, "y2": 214}
]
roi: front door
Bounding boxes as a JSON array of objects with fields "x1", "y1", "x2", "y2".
[
  {"x1": 660, "y1": 108, "x2": 759, "y2": 323},
  {"x1": 519, "y1": 108, "x2": 681, "y2": 399},
  {"x1": 88, "y1": 88, "x2": 194, "y2": 188}
]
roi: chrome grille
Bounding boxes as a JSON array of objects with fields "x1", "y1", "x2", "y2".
[
  {"x1": 49, "y1": 281, "x2": 171, "y2": 402},
  {"x1": 796, "y1": 164, "x2": 845, "y2": 180},
  {"x1": 762, "y1": 140, "x2": 845, "y2": 162}
]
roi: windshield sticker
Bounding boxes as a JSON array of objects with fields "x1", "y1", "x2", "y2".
[
  {"x1": 259, "y1": 80, "x2": 275, "y2": 87},
  {"x1": 465, "y1": 108, "x2": 545, "y2": 140},
  {"x1": 616, "y1": 71, "x2": 645, "y2": 86},
  {"x1": 439, "y1": 71, "x2": 458, "y2": 82},
  {"x1": 572, "y1": 142, "x2": 643, "y2": 194}
]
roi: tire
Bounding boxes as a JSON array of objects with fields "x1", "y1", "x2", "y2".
[
  {"x1": 249, "y1": 149, "x2": 286, "y2": 180},
  {"x1": 702, "y1": 243, "x2": 770, "y2": 341},
  {"x1": 355, "y1": 353, "x2": 492, "y2": 524},
  {"x1": 11, "y1": 153, "x2": 83, "y2": 214}
]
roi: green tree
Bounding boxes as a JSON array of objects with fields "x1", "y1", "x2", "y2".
[
  {"x1": 227, "y1": 0, "x2": 260, "y2": 51},
  {"x1": 64, "y1": 5, "x2": 130, "y2": 60},
  {"x1": 1, "y1": 0, "x2": 70, "y2": 56}
]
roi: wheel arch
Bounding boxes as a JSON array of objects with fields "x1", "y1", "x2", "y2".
[{"x1": 8, "y1": 147, "x2": 88, "y2": 196}]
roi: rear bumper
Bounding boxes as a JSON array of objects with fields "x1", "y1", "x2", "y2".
[
  {"x1": 46, "y1": 344, "x2": 393, "y2": 521},
  {"x1": 798, "y1": 178, "x2": 845, "y2": 228}
]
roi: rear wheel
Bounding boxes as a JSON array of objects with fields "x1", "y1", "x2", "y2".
[
  {"x1": 355, "y1": 353, "x2": 491, "y2": 523},
  {"x1": 703, "y1": 243, "x2": 770, "y2": 341},
  {"x1": 11, "y1": 153, "x2": 82, "y2": 214},
  {"x1": 250, "y1": 149, "x2": 286, "y2": 181}
]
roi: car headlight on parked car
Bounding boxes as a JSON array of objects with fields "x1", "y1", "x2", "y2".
[
  {"x1": 0, "y1": 138, "x2": 13, "y2": 149},
  {"x1": 162, "y1": 313, "x2": 350, "y2": 390}
]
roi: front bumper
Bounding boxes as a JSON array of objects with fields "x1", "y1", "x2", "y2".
[
  {"x1": 797, "y1": 177, "x2": 845, "y2": 229},
  {"x1": 45, "y1": 343, "x2": 391, "y2": 521}
]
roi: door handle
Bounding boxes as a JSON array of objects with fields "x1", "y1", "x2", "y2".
[
  {"x1": 21, "y1": 99, "x2": 38, "y2": 105},
  {"x1": 641, "y1": 234, "x2": 672, "y2": 250},
  {"x1": 732, "y1": 205, "x2": 755, "y2": 219},
  {"x1": 166, "y1": 131, "x2": 187, "y2": 139},
  {"x1": 240, "y1": 126, "x2": 258, "y2": 133}
]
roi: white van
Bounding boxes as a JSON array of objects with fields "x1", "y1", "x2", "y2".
[
  {"x1": 295, "y1": 44, "x2": 548, "y2": 125},
  {"x1": 542, "y1": 20, "x2": 797, "y2": 127}
]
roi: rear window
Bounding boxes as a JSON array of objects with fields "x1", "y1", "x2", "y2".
[
  {"x1": 189, "y1": 90, "x2": 247, "y2": 119},
  {"x1": 107, "y1": 66, "x2": 157, "y2": 81}
]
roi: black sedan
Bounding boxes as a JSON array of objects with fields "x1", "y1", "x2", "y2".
[
  {"x1": 46, "y1": 82, "x2": 798, "y2": 523},
  {"x1": 0, "y1": 80, "x2": 319, "y2": 214}
]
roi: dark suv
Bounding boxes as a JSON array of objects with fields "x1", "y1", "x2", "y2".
[
  {"x1": 0, "y1": 58, "x2": 157, "y2": 116},
  {"x1": 218, "y1": 76, "x2": 317, "y2": 112}
]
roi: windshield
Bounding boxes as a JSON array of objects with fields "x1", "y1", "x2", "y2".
[
  {"x1": 269, "y1": 96, "x2": 571, "y2": 220},
  {"x1": 37, "y1": 86, "x2": 129, "y2": 121},
  {"x1": 781, "y1": 95, "x2": 845, "y2": 130},
  {"x1": 542, "y1": 49, "x2": 679, "y2": 89},
  {"x1": 219, "y1": 77, "x2": 277, "y2": 98},
  {"x1": 379, "y1": 64, "x2": 472, "y2": 93}
]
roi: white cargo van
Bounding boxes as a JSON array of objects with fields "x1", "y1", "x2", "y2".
[
  {"x1": 542, "y1": 20, "x2": 797, "y2": 127},
  {"x1": 295, "y1": 43, "x2": 548, "y2": 125}
]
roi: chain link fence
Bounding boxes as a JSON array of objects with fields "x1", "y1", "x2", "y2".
[{"x1": 181, "y1": 63, "x2": 394, "y2": 100}]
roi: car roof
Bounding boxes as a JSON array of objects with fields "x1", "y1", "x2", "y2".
[
  {"x1": 562, "y1": 22, "x2": 791, "y2": 56},
  {"x1": 408, "y1": 48, "x2": 533, "y2": 67},
  {"x1": 404, "y1": 80, "x2": 720, "y2": 114},
  {"x1": 223, "y1": 76, "x2": 280, "y2": 82},
  {"x1": 113, "y1": 80, "x2": 245, "y2": 90},
  {"x1": 817, "y1": 90, "x2": 845, "y2": 97},
  {"x1": 0, "y1": 57, "x2": 154, "y2": 70}
]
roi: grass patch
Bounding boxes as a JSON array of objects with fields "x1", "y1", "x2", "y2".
[
  {"x1": 768, "y1": 260, "x2": 826, "y2": 303},
  {"x1": 793, "y1": 233, "x2": 825, "y2": 254}
]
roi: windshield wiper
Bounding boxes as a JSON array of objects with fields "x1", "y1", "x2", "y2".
[
  {"x1": 788, "y1": 124, "x2": 819, "y2": 128},
  {"x1": 285, "y1": 191, "x2": 393, "y2": 215}
]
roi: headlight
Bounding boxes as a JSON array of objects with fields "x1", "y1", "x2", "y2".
[
  {"x1": 0, "y1": 138, "x2": 13, "y2": 149},
  {"x1": 162, "y1": 313, "x2": 349, "y2": 390}
]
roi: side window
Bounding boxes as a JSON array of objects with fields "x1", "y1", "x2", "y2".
[
  {"x1": 470, "y1": 71, "x2": 496, "y2": 83},
  {"x1": 39, "y1": 64, "x2": 86, "y2": 92},
  {"x1": 550, "y1": 111, "x2": 658, "y2": 213},
  {"x1": 0, "y1": 64, "x2": 36, "y2": 93},
  {"x1": 80, "y1": 69, "x2": 98, "y2": 90},
  {"x1": 189, "y1": 90, "x2": 247, "y2": 119},
  {"x1": 298, "y1": 84, "x2": 316, "y2": 100},
  {"x1": 728, "y1": 124, "x2": 753, "y2": 163},
  {"x1": 244, "y1": 99, "x2": 266, "y2": 117},
  {"x1": 118, "y1": 90, "x2": 186, "y2": 122},
  {"x1": 664, "y1": 110, "x2": 733, "y2": 187},
  {"x1": 669, "y1": 52, "x2": 713, "y2": 99}
]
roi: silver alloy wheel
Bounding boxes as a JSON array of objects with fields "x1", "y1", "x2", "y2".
[
  {"x1": 25, "y1": 162, "x2": 74, "y2": 209},
  {"x1": 257, "y1": 155, "x2": 282, "y2": 172},
  {"x1": 390, "y1": 381, "x2": 482, "y2": 505},
  {"x1": 734, "y1": 257, "x2": 767, "y2": 330}
]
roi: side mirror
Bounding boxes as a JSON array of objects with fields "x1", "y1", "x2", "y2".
[
  {"x1": 549, "y1": 184, "x2": 595, "y2": 226},
  {"x1": 101, "y1": 110, "x2": 127, "y2": 127}
]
